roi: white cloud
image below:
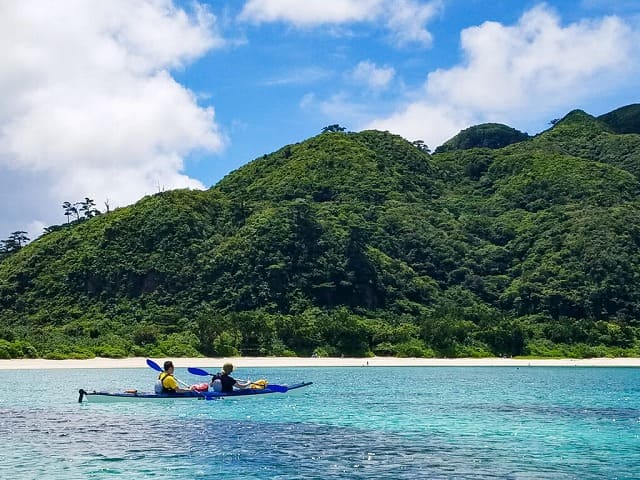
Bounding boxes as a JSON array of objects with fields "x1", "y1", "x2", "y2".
[
  {"x1": 239, "y1": 0, "x2": 440, "y2": 46},
  {"x1": 367, "y1": 4, "x2": 640, "y2": 146},
  {"x1": 300, "y1": 93, "x2": 316, "y2": 109},
  {"x1": 0, "y1": 0, "x2": 225, "y2": 240},
  {"x1": 263, "y1": 67, "x2": 334, "y2": 86},
  {"x1": 386, "y1": 0, "x2": 440, "y2": 46},
  {"x1": 239, "y1": 0, "x2": 381, "y2": 25},
  {"x1": 369, "y1": 102, "x2": 474, "y2": 148},
  {"x1": 350, "y1": 61, "x2": 395, "y2": 90}
]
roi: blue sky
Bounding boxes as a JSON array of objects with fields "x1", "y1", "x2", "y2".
[
  {"x1": 174, "y1": 0, "x2": 640, "y2": 185},
  {"x1": 1, "y1": 0, "x2": 639, "y2": 241}
]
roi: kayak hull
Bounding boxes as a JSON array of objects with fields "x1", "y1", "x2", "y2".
[{"x1": 78, "y1": 382, "x2": 312, "y2": 403}]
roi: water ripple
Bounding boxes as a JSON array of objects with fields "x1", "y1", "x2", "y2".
[
  {"x1": 1, "y1": 366, "x2": 640, "y2": 479},
  {"x1": 1, "y1": 407, "x2": 626, "y2": 479}
]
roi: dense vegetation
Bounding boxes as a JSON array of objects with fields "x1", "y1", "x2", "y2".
[
  {"x1": 1, "y1": 105, "x2": 640, "y2": 359},
  {"x1": 434, "y1": 123, "x2": 529, "y2": 153},
  {"x1": 599, "y1": 103, "x2": 640, "y2": 134}
]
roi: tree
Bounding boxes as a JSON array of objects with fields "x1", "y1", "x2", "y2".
[
  {"x1": 79, "y1": 197, "x2": 100, "y2": 219},
  {"x1": 62, "y1": 201, "x2": 78, "y2": 223},
  {"x1": 321, "y1": 124, "x2": 346, "y2": 133},
  {"x1": 11, "y1": 231, "x2": 29, "y2": 248},
  {"x1": 412, "y1": 140, "x2": 431, "y2": 153},
  {"x1": 0, "y1": 231, "x2": 29, "y2": 254},
  {"x1": 63, "y1": 198, "x2": 99, "y2": 222}
]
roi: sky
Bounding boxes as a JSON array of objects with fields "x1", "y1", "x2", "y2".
[{"x1": 1, "y1": 0, "x2": 640, "y2": 242}]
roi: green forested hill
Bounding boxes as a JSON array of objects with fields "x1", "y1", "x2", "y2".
[
  {"x1": 1, "y1": 105, "x2": 640, "y2": 359},
  {"x1": 434, "y1": 123, "x2": 529, "y2": 153}
]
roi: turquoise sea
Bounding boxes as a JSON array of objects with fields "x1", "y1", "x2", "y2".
[{"x1": 1, "y1": 366, "x2": 639, "y2": 479}]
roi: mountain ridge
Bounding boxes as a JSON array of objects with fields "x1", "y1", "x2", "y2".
[{"x1": 1, "y1": 104, "x2": 640, "y2": 359}]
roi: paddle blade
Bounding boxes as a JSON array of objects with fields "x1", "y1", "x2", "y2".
[
  {"x1": 266, "y1": 384, "x2": 288, "y2": 393},
  {"x1": 146, "y1": 359, "x2": 163, "y2": 372},
  {"x1": 188, "y1": 367, "x2": 213, "y2": 377}
]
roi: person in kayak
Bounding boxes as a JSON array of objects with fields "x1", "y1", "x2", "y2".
[
  {"x1": 210, "y1": 363, "x2": 251, "y2": 393},
  {"x1": 155, "y1": 361, "x2": 194, "y2": 394}
]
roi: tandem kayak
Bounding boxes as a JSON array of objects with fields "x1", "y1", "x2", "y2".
[{"x1": 78, "y1": 382, "x2": 313, "y2": 403}]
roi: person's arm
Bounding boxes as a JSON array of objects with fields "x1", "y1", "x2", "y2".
[
  {"x1": 174, "y1": 379, "x2": 196, "y2": 393},
  {"x1": 175, "y1": 386, "x2": 194, "y2": 393},
  {"x1": 174, "y1": 381, "x2": 194, "y2": 393},
  {"x1": 165, "y1": 375, "x2": 194, "y2": 393},
  {"x1": 234, "y1": 378, "x2": 251, "y2": 389}
]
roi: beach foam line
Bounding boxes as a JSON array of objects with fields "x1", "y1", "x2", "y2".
[{"x1": 1, "y1": 356, "x2": 640, "y2": 370}]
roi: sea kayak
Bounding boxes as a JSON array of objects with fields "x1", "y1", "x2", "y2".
[{"x1": 78, "y1": 382, "x2": 312, "y2": 402}]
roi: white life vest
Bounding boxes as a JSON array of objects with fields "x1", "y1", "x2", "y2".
[{"x1": 155, "y1": 372, "x2": 168, "y2": 394}]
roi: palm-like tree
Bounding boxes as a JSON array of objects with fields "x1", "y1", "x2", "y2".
[
  {"x1": 62, "y1": 201, "x2": 77, "y2": 223},
  {"x1": 321, "y1": 124, "x2": 346, "y2": 133},
  {"x1": 1, "y1": 231, "x2": 30, "y2": 253},
  {"x1": 79, "y1": 197, "x2": 100, "y2": 219},
  {"x1": 10, "y1": 231, "x2": 29, "y2": 248},
  {"x1": 412, "y1": 140, "x2": 431, "y2": 153}
]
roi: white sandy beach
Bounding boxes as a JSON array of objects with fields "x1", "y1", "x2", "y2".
[{"x1": 0, "y1": 356, "x2": 639, "y2": 370}]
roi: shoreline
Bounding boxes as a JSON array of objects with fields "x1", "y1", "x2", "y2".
[{"x1": 1, "y1": 356, "x2": 640, "y2": 370}]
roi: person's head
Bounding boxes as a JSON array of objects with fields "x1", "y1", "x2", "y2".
[
  {"x1": 222, "y1": 363, "x2": 233, "y2": 374},
  {"x1": 163, "y1": 360, "x2": 174, "y2": 373}
]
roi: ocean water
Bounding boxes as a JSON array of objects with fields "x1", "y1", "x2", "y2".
[{"x1": 0, "y1": 365, "x2": 639, "y2": 479}]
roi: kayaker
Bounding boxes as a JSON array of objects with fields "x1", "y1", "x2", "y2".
[
  {"x1": 155, "y1": 360, "x2": 194, "y2": 394},
  {"x1": 210, "y1": 363, "x2": 250, "y2": 393}
]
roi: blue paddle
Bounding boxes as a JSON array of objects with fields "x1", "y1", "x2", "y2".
[
  {"x1": 187, "y1": 367, "x2": 215, "y2": 376},
  {"x1": 146, "y1": 358, "x2": 163, "y2": 372},
  {"x1": 188, "y1": 367, "x2": 289, "y2": 393}
]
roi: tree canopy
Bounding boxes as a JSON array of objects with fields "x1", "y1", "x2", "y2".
[{"x1": 434, "y1": 123, "x2": 529, "y2": 153}]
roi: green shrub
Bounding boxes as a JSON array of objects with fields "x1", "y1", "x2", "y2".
[
  {"x1": 0, "y1": 339, "x2": 31, "y2": 359},
  {"x1": 453, "y1": 344, "x2": 493, "y2": 358},
  {"x1": 524, "y1": 340, "x2": 563, "y2": 357},
  {"x1": 67, "y1": 349, "x2": 95, "y2": 359},
  {"x1": 43, "y1": 351, "x2": 69, "y2": 360},
  {"x1": 212, "y1": 331, "x2": 241, "y2": 357},
  {"x1": 94, "y1": 346, "x2": 127, "y2": 358},
  {"x1": 268, "y1": 338, "x2": 297, "y2": 357},
  {"x1": 0, "y1": 328, "x2": 15, "y2": 342},
  {"x1": 133, "y1": 324, "x2": 159, "y2": 346},
  {"x1": 271, "y1": 346, "x2": 297, "y2": 357},
  {"x1": 130, "y1": 345, "x2": 148, "y2": 356},
  {"x1": 313, "y1": 346, "x2": 335, "y2": 357},
  {"x1": 0, "y1": 339, "x2": 13, "y2": 359},
  {"x1": 565, "y1": 343, "x2": 612, "y2": 358},
  {"x1": 158, "y1": 332, "x2": 201, "y2": 357},
  {"x1": 372, "y1": 342, "x2": 395, "y2": 356},
  {"x1": 394, "y1": 339, "x2": 434, "y2": 358}
]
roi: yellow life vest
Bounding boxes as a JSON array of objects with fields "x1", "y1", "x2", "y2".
[{"x1": 157, "y1": 372, "x2": 178, "y2": 392}]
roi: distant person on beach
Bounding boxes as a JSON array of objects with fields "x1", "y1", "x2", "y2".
[
  {"x1": 155, "y1": 360, "x2": 194, "y2": 394},
  {"x1": 210, "y1": 363, "x2": 251, "y2": 393}
]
